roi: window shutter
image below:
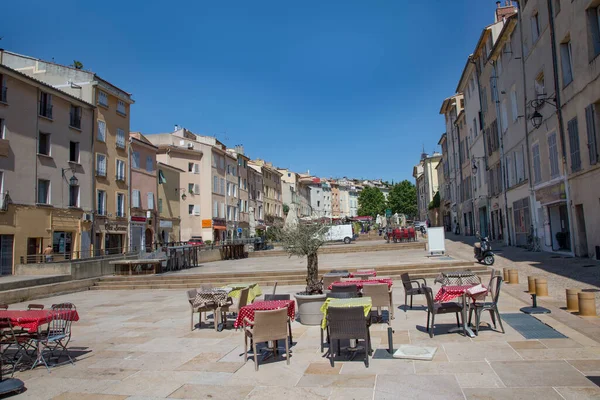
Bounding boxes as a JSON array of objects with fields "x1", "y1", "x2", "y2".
[
  {"x1": 194, "y1": 164, "x2": 200, "y2": 174},
  {"x1": 133, "y1": 190, "x2": 140, "y2": 208},
  {"x1": 586, "y1": 104, "x2": 598, "y2": 165},
  {"x1": 194, "y1": 205, "x2": 200, "y2": 215},
  {"x1": 148, "y1": 192, "x2": 154, "y2": 210},
  {"x1": 568, "y1": 117, "x2": 581, "y2": 172},
  {"x1": 195, "y1": 184, "x2": 200, "y2": 195}
]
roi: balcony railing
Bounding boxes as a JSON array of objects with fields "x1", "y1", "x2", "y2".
[
  {"x1": 0, "y1": 86, "x2": 7, "y2": 103},
  {"x1": 39, "y1": 104, "x2": 53, "y2": 119},
  {"x1": 96, "y1": 169, "x2": 107, "y2": 177},
  {"x1": 116, "y1": 137, "x2": 126, "y2": 149},
  {"x1": 115, "y1": 174, "x2": 126, "y2": 182}
]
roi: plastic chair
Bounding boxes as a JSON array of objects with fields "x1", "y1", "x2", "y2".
[
  {"x1": 401, "y1": 273, "x2": 426, "y2": 309},
  {"x1": 468, "y1": 275, "x2": 505, "y2": 335},
  {"x1": 220, "y1": 288, "x2": 250, "y2": 328},
  {"x1": 243, "y1": 308, "x2": 290, "y2": 371},
  {"x1": 331, "y1": 284, "x2": 358, "y2": 294},
  {"x1": 186, "y1": 289, "x2": 219, "y2": 331}
]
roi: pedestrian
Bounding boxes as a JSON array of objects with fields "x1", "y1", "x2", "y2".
[{"x1": 43, "y1": 244, "x2": 53, "y2": 263}]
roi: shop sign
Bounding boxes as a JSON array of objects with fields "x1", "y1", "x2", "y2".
[
  {"x1": 535, "y1": 182, "x2": 566, "y2": 204},
  {"x1": 160, "y1": 220, "x2": 173, "y2": 229},
  {"x1": 131, "y1": 216, "x2": 147, "y2": 223},
  {"x1": 104, "y1": 222, "x2": 128, "y2": 232},
  {"x1": 202, "y1": 219, "x2": 212, "y2": 228},
  {"x1": 212, "y1": 218, "x2": 226, "y2": 227}
]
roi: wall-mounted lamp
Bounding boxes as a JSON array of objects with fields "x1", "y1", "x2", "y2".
[
  {"x1": 62, "y1": 168, "x2": 78, "y2": 186},
  {"x1": 528, "y1": 96, "x2": 557, "y2": 129}
]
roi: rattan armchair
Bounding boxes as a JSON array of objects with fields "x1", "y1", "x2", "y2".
[
  {"x1": 243, "y1": 308, "x2": 290, "y2": 371},
  {"x1": 422, "y1": 286, "x2": 462, "y2": 338},
  {"x1": 326, "y1": 306, "x2": 372, "y2": 367},
  {"x1": 186, "y1": 289, "x2": 219, "y2": 331},
  {"x1": 353, "y1": 274, "x2": 373, "y2": 280},
  {"x1": 401, "y1": 273, "x2": 427, "y2": 309},
  {"x1": 331, "y1": 284, "x2": 358, "y2": 294},
  {"x1": 363, "y1": 283, "x2": 393, "y2": 323},
  {"x1": 220, "y1": 287, "x2": 250, "y2": 328},
  {"x1": 322, "y1": 275, "x2": 339, "y2": 290}
]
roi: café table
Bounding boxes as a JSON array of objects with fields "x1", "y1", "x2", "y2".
[
  {"x1": 434, "y1": 285, "x2": 487, "y2": 338},
  {"x1": 434, "y1": 271, "x2": 481, "y2": 286},
  {"x1": 328, "y1": 278, "x2": 393, "y2": 291},
  {"x1": 221, "y1": 283, "x2": 262, "y2": 303},
  {"x1": 0, "y1": 309, "x2": 79, "y2": 333},
  {"x1": 320, "y1": 297, "x2": 372, "y2": 356},
  {"x1": 236, "y1": 300, "x2": 295, "y2": 348}
]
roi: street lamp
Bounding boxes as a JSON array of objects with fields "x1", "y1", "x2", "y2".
[
  {"x1": 528, "y1": 96, "x2": 557, "y2": 129},
  {"x1": 531, "y1": 110, "x2": 543, "y2": 129},
  {"x1": 62, "y1": 168, "x2": 78, "y2": 186}
]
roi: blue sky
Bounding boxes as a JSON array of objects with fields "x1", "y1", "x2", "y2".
[{"x1": 3, "y1": 0, "x2": 497, "y2": 182}]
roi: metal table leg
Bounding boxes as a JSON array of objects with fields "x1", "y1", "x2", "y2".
[{"x1": 447, "y1": 292, "x2": 475, "y2": 338}]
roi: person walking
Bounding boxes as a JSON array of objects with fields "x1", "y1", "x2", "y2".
[{"x1": 42, "y1": 244, "x2": 53, "y2": 263}]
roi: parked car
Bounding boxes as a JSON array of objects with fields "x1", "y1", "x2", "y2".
[
  {"x1": 187, "y1": 236, "x2": 204, "y2": 246},
  {"x1": 324, "y1": 224, "x2": 355, "y2": 244}
]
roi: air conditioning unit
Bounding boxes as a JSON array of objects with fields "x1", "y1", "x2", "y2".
[
  {"x1": 187, "y1": 143, "x2": 194, "y2": 149},
  {"x1": 83, "y1": 213, "x2": 93, "y2": 221}
]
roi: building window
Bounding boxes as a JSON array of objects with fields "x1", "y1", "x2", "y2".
[
  {"x1": 212, "y1": 155, "x2": 217, "y2": 168},
  {"x1": 189, "y1": 204, "x2": 194, "y2": 215},
  {"x1": 98, "y1": 91, "x2": 108, "y2": 107},
  {"x1": 227, "y1": 182, "x2": 231, "y2": 196},
  {"x1": 116, "y1": 193, "x2": 125, "y2": 217},
  {"x1": 532, "y1": 143, "x2": 542, "y2": 184},
  {"x1": 188, "y1": 162, "x2": 194, "y2": 172},
  {"x1": 0, "y1": 73, "x2": 6, "y2": 103},
  {"x1": 0, "y1": 118, "x2": 4, "y2": 139},
  {"x1": 188, "y1": 183, "x2": 194, "y2": 194},
  {"x1": 116, "y1": 159, "x2": 126, "y2": 181},
  {"x1": 586, "y1": 104, "x2": 599, "y2": 165},
  {"x1": 531, "y1": 12, "x2": 540, "y2": 43},
  {"x1": 548, "y1": 132, "x2": 560, "y2": 178},
  {"x1": 97, "y1": 120, "x2": 106, "y2": 142},
  {"x1": 69, "y1": 141, "x2": 79, "y2": 163},
  {"x1": 560, "y1": 39, "x2": 574, "y2": 86},
  {"x1": 147, "y1": 192, "x2": 154, "y2": 210},
  {"x1": 510, "y1": 88, "x2": 518, "y2": 122},
  {"x1": 132, "y1": 189, "x2": 141, "y2": 208},
  {"x1": 69, "y1": 185, "x2": 79, "y2": 207},
  {"x1": 132, "y1": 151, "x2": 140, "y2": 169},
  {"x1": 117, "y1": 100, "x2": 126, "y2": 115},
  {"x1": 501, "y1": 100, "x2": 508, "y2": 133},
  {"x1": 116, "y1": 128, "x2": 125, "y2": 148},
  {"x1": 37, "y1": 179, "x2": 50, "y2": 204},
  {"x1": 535, "y1": 72, "x2": 545, "y2": 101},
  {"x1": 69, "y1": 105, "x2": 81, "y2": 129},
  {"x1": 220, "y1": 178, "x2": 225, "y2": 195},
  {"x1": 194, "y1": 184, "x2": 200, "y2": 195},
  {"x1": 38, "y1": 132, "x2": 50, "y2": 156},
  {"x1": 146, "y1": 156, "x2": 154, "y2": 173},
  {"x1": 213, "y1": 176, "x2": 218, "y2": 192},
  {"x1": 39, "y1": 92, "x2": 52, "y2": 119},
  {"x1": 220, "y1": 157, "x2": 224, "y2": 169},
  {"x1": 194, "y1": 164, "x2": 200, "y2": 174},
  {"x1": 588, "y1": 5, "x2": 600, "y2": 60},
  {"x1": 213, "y1": 201, "x2": 218, "y2": 217},
  {"x1": 158, "y1": 198, "x2": 163, "y2": 214},
  {"x1": 96, "y1": 154, "x2": 107, "y2": 177},
  {"x1": 97, "y1": 190, "x2": 106, "y2": 215},
  {"x1": 568, "y1": 117, "x2": 581, "y2": 173}
]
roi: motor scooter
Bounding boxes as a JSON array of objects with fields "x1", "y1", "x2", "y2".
[{"x1": 474, "y1": 232, "x2": 495, "y2": 266}]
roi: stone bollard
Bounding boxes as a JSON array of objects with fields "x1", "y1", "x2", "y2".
[
  {"x1": 528, "y1": 276, "x2": 537, "y2": 294},
  {"x1": 535, "y1": 278, "x2": 548, "y2": 297},
  {"x1": 578, "y1": 292, "x2": 597, "y2": 317},
  {"x1": 503, "y1": 268, "x2": 510, "y2": 283},
  {"x1": 508, "y1": 269, "x2": 519, "y2": 284},
  {"x1": 566, "y1": 289, "x2": 582, "y2": 312}
]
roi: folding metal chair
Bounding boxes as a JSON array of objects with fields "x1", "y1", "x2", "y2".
[
  {"x1": 30, "y1": 303, "x2": 76, "y2": 370},
  {"x1": 0, "y1": 318, "x2": 28, "y2": 376}
]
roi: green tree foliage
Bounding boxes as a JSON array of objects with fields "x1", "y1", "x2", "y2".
[
  {"x1": 387, "y1": 180, "x2": 418, "y2": 218},
  {"x1": 283, "y1": 204, "x2": 290, "y2": 215},
  {"x1": 72, "y1": 60, "x2": 84, "y2": 70},
  {"x1": 357, "y1": 186, "x2": 386, "y2": 217},
  {"x1": 428, "y1": 191, "x2": 440, "y2": 210}
]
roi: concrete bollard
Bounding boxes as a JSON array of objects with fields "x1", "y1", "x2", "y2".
[
  {"x1": 578, "y1": 292, "x2": 597, "y2": 317},
  {"x1": 508, "y1": 269, "x2": 519, "y2": 284},
  {"x1": 566, "y1": 289, "x2": 582, "y2": 312},
  {"x1": 528, "y1": 276, "x2": 537, "y2": 294},
  {"x1": 503, "y1": 268, "x2": 510, "y2": 283},
  {"x1": 535, "y1": 278, "x2": 548, "y2": 297}
]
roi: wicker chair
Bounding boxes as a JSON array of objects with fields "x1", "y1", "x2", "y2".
[
  {"x1": 422, "y1": 286, "x2": 462, "y2": 338},
  {"x1": 220, "y1": 288, "x2": 250, "y2": 328},
  {"x1": 243, "y1": 308, "x2": 290, "y2": 371},
  {"x1": 326, "y1": 292, "x2": 358, "y2": 299},
  {"x1": 322, "y1": 275, "x2": 339, "y2": 290},
  {"x1": 468, "y1": 275, "x2": 505, "y2": 335},
  {"x1": 401, "y1": 273, "x2": 427, "y2": 309},
  {"x1": 363, "y1": 283, "x2": 393, "y2": 323},
  {"x1": 326, "y1": 306, "x2": 372, "y2": 367},
  {"x1": 186, "y1": 289, "x2": 219, "y2": 332},
  {"x1": 331, "y1": 284, "x2": 358, "y2": 294}
]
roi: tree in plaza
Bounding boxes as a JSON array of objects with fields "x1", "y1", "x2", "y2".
[
  {"x1": 283, "y1": 203, "x2": 290, "y2": 215},
  {"x1": 357, "y1": 186, "x2": 386, "y2": 217},
  {"x1": 276, "y1": 220, "x2": 328, "y2": 294},
  {"x1": 387, "y1": 180, "x2": 418, "y2": 218}
]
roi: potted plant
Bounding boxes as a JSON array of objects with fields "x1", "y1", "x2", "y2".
[{"x1": 277, "y1": 218, "x2": 328, "y2": 325}]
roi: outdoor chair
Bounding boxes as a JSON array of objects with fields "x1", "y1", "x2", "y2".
[
  {"x1": 186, "y1": 289, "x2": 219, "y2": 331},
  {"x1": 326, "y1": 292, "x2": 358, "y2": 299},
  {"x1": 326, "y1": 306, "x2": 372, "y2": 367},
  {"x1": 353, "y1": 274, "x2": 373, "y2": 280},
  {"x1": 220, "y1": 287, "x2": 250, "y2": 328},
  {"x1": 27, "y1": 304, "x2": 44, "y2": 310},
  {"x1": 0, "y1": 318, "x2": 28, "y2": 376},
  {"x1": 331, "y1": 284, "x2": 358, "y2": 294},
  {"x1": 322, "y1": 276, "x2": 339, "y2": 290},
  {"x1": 422, "y1": 286, "x2": 462, "y2": 338},
  {"x1": 0, "y1": 304, "x2": 7, "y2": 310},
  {"x1": 363, "y1": 283, "x2": 393, "y2": 323},
  {"x1": 468, "y1": 275, "x2": 505, "y2": 335},
  {"x1": 340, "y1": 277, "x2": 361, "y2": 282},
  {"x1": 263, "y1": 294, "x2": 291, "y2": 301},
  {"x1": 243, "y1": 308, "x2": 290, "y2": 371},
  {"x1": 30, "y1": 303, "x2": 76, "y2": 370},
  {"x1": 401, "y1": 273, "x2": 427, "y2": 309}
]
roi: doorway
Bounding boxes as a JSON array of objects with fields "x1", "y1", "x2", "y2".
[
  {"x1": 548, "y1": 203, "x2": 571, "y2": 251},
  {"x1": 145, "y1": 229, "x2": 153, "y2": 252},
  {"x1": 575, "y1": 204, "x2": 587, "y2": 256},
  {"x1": 0, "y1": 235, "x2": 13, "y2": 275}
]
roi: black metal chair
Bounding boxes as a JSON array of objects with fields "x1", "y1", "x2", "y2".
[
  {"x1": 468, "y1": 275, "x2": 505, "y2": 335},
  {"x1": 422, "y1": 286, "x2": 463, "y2": 338},
  {"x1": 401, "y1": 273, "x2": 426, "y2": 309},
  {"x1": 326, "y1": 306, "x2": 372, "y2": 367}
]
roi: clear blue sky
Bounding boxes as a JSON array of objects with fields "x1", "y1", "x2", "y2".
[{"x1": 3, "y1": 0, "x2": 497, "y2": 183}]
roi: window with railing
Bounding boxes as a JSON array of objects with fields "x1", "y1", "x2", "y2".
[
  {"x1": 117, "y1": 100, "x2": 126, "y2": 115},
  {"x1": 39, "y1": 92, "x2": 53, "y2": 119},
  {"x1": 98, "y1": 91, "x2": 108, "y2": 107},
  {"x1": 96, "y1": 154, "x2": 107, "y2": 177},
  {"x1": 116, "y1": 193, "x2": 125, "y2": 217},
  {"x1": 0, "y1": 73, "x2": 7, "y2": 103},
  {"x1": 116, "y1": 128, "x2": 125, "y2": 148},
  {"x1": 69, "y1": 105, "x2": 81, "y2": 129},
  {"x1": 97, "y1": 190, "x2": 106, "y2": 215}
]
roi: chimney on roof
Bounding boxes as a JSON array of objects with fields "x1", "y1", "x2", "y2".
[{"x1": 174, "y1": 124, "x2": 179, "y2": 132}]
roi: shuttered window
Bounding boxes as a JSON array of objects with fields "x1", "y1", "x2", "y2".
[
  {"x1": 586, "y1": 104, "x2": 598, "y2": 165},
  {"x1": 567, "y1": 117, "x2": 581, "y2": 173},
  {"x1": 532, "y1": 143, "x2": 542, "y2": 184}
]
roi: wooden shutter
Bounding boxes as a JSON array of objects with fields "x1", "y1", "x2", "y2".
[
  {"x1": 567, "y1": 117, "x2": 581, "y2": 172},
  {"x1": 133, "y1": 190, "x2": 140, "y2": 208},
  {"x1": 586, "y1": 104, "x2": 598, "y2": 165}
]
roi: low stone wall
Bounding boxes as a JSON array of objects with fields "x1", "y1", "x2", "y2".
[
  {"x1": 14, "y1": 254, "x2": 139, "y2": 279},
  {"x1": 197, "y1": 248, "x2": 222, "y2": 263},
  {"x1": 0, "y1": 278, "x2": 99, "y2": 304}
]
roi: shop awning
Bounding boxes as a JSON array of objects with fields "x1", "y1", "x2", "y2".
[{"x1": 213, "y1": 226, "x2": 226, "y2": 230}]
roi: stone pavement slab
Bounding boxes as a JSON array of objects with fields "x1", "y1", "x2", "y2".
[{"x1": 490, "y1": 360, "x2": 596, "y2": 387}]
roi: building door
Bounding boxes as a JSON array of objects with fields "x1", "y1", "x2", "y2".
[
  {"x1": 575, "y1": 205, "x2": 588, "y2": 257},
  {"x1": 95, "y1": 233, "x2": 103, "y2": 256},
  {"x1": 479, "y1": 207, "x2": 488, "y2": 237},
  {"x1": 559, "y1": 204, "x2": 571, "y2": 251},
  {"x1": 131, "y1": 226, "x2": 143, "y2": 253},
  {"x1": 0, "y1": 235, "x2": 13, "y2": 275},
  {"x1": 145, "y1": 229, "x2": 153, "y2": 252}
]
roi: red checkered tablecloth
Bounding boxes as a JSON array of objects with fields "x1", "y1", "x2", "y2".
[
  {"x1": 0, "y1": 310, "x2": 79, "y2": 332},
  {"x1": 234, "y1": 300, "x2": 295, "y2": 329},
  {"x1": 328, "y1": 279, "x2": 393, "y2": 290},
  {"x1": 434, "y1": 285, "x2": 485, "y2": 303}
]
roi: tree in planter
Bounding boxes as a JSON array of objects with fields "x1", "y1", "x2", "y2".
[{"x1": 277, "y1": 220, "x2": 329, "y2": 294}]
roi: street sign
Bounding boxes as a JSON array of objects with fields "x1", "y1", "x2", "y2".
[
  {"x1": 237, "y1": 228, "x2": 243, "y2": 234},
  {"x1": 385, "y1": 209, "x2": 392, "y2": 217}
]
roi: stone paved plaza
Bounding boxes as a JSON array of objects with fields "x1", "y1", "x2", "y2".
[{"x1": 7, "y1": 270, "x2": 600, "y2": 400}]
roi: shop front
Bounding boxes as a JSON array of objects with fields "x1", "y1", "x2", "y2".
[
  {"x1": 212, "y1": 218, "x2": 226, "y2": 243},
  {"x1": 95, "y1": 219, "x2": 128, "y2": 255},
  {"x1": 159, "y1": 219, "x2": 179, "y2": 244},
  {"x1": 535, "y1": 182, "x2": 570, "y2": 252},
  {"x1": 512, "y1": 197, "x2": 531, "y2": 247}
]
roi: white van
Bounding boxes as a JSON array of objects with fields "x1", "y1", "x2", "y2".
[{"x1": 324, "y1": 224, "x2": 354, "y2": 244}]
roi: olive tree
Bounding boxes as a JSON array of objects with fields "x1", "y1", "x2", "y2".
[{"x1": 277, "y1": 220, "x2": 329, "y2": 294}]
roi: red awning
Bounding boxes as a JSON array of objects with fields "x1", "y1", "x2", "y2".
[{"x1": 213, "y1": 226, "x2": 226, "y2": 230}]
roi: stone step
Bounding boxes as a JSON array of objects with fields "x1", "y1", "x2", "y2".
[{"x1": 249, "y1": 242, "x2": 425, "y2": 258}]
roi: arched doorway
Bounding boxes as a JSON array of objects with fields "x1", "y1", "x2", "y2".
[{"x1": 145, "y1": 229, "x2": 153, "y2": 252}]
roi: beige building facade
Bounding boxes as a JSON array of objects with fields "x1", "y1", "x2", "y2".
[{"x1": 157, "y1": 162, "x2": 182, "y2": 244}]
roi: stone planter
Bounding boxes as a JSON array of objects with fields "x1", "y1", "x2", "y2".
[{"x1": 294, "y1": 293, "x2": 327, "y2": 326}]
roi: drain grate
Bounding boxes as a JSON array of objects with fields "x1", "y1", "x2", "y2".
[{"x1": 501, "y1": 313, "x2": 567, "y2": 339}]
